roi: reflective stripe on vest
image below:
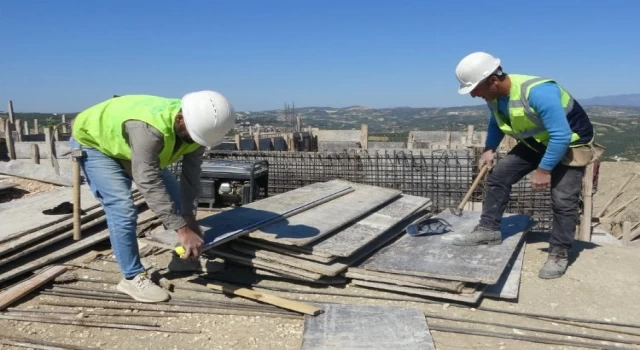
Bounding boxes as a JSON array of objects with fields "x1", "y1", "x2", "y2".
[{"x1": 488, "y1": 74, "x2": 583, "y2": 148}]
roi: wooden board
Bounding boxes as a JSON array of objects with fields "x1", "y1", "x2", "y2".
[
  {"x1": 0, "y1": 185, "x2": 100, "y2": 241},
  {"x1": 0, "y1": 265, "x2": 67, "y2": 310},
  {"x1": 301, "y1": 304, "x2": 435, "y2": 350},
  {"x1": 483, "y1": 241, "x2": 526, "y2": 300},
  {"x1": 239, "y1": 238, "x2": 337, "y2": 263},
  {"x1": 359, "y1": 210, "x2": 532, "y2": 285},
  {"x1": 148, "y1": 180, "x2": 354, "y2": 247},
  {"x1": 0, "y1": 182, "x2": 17, "y2": 192},
  {"x1": 0, "y1": 209, "x2": 156, "y2": 285},
  {"x1": 350, "y1": 280, "x2": 485, "y2": 304},
  {"x1": 345, "y1": 267, "x2": 464, "y2": 293},
  {"x1": 308, "y1": 194, "x2": 431, "y2": 257},
  {"x1": 247, "y1": 180, "x2": 401, "y2": 246}
]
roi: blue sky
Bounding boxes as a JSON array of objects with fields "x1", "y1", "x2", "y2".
[{"x1": 1, "y1": 0, "x2": 638, "y2": 113}]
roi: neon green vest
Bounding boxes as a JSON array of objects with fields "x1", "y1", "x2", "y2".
[
  {"x1": 489, "y1": 74, "x2": 588, "y2": 149},
  {"x1": 72, "y1": 95, "x2": 202, "y2": 168}
]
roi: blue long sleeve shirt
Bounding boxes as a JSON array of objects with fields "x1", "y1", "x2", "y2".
[{"x1": 484, "y1": 82, "x2": 573, "y2": 171}]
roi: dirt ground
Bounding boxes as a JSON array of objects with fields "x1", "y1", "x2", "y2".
[{"x1": 1, "y1": 161, "x2": 640, "y2": 350}]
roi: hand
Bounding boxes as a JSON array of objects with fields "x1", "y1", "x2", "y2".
[
  {"x1": 177, "y1": 225, "x2": 204, "y2": 259},
  {"x1": 183, "y1": 215, "x2": 203, "y2": 238},
  {"x1": 531, "y1": 168, "x2": 551, "y2": 191},
  {"x1": 479, "y1": 149, "x2": 495, "y2": 169}
]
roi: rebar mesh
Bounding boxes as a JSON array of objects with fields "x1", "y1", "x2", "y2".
[{"x1": 166, "y1": 147, "x2": 562, "y2": 232}]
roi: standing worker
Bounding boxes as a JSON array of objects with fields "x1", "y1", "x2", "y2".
[
  {"x1": 452, "y1": 52, "x2": 598, "y2": 279},
  {"x1": 70, "y1": 91, "x2": 235, "y2": 302}
]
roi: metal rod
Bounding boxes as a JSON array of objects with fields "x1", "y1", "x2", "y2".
[
  {"x1": 426, "y1": 313, "x2": 640, "y2": 346},
  {"x1": 0, "y1": 335, "x2": 93, "y2": 350},
  {"x1": 429, "y1": 324, "x2": 636, "y2": 350},
  {"x1": 39, "y1": 300, "x2": 301, "y2": 319},
  {"x1": 0, "y1": 314, "x2": 199, "y2": 334}
]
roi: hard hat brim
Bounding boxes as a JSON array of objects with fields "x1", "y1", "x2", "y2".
[{"x1": 458, "y1": 82, "x2": 478, "y2": 95}]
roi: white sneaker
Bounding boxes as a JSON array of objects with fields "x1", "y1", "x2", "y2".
[{"x1": 116, "y1": 273, "x2": 170, "y2": 303}]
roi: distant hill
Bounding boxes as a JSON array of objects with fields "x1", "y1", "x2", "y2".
[{"x1": 580, "y1": 93, "x2": 640, "y2": 107}]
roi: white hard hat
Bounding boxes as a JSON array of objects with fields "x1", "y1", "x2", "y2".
[
  {"x1": 455, "y1": 52, "x2": 501, "y2": 95},
  {"x1": 181, "y1": 90, "x2": 235, "y2": 147}
]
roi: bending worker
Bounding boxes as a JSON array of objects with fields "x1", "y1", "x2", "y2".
[
  {"x1": 70, "y1": 91, "x2": 235, "y2": 302},
  {"x1": 453, "y1": 52, "x2": 597, "y2": 280}
]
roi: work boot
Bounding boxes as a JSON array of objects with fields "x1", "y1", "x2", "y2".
[
  {"x1": 116, "y1": 272, "x2": 170, "y2": 303},
  {"x1": 452, "y1": 225, "x2": 502, "y2": 246},
  {"x1": 538, "y1": 246, "x2": 569, "y2": 279}
]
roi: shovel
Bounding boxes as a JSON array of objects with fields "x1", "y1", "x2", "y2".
[{"x1": 450, "y1": 163, "x2": 489, "y2": 217}]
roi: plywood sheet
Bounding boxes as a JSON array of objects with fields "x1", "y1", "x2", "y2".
[
  {"x1": 0, "y1": 185, "x2": 99, "y2": 241},
  {"x1": 148, "y1": 180, "x2": 353, "y2": 247},
  {"x1": 483, "y1": 241, "x2": 526, "y2": 300},
  {"x1": 350, "y1": 280, "x2": 485, "y2": 304},
  {"x1": 301, "y1": 304, "x2": 434, "y2": 350},
  {"x1": 309, "y1": 194, "x2": 431, "y2": 257},
  {"x1": 359, "y1": 210, "x2": 532, "y2": 285},
  {"x1": 247, "y1": 180, "x2": 401, "y2": 246}
]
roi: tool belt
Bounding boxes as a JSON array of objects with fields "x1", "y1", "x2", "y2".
[{"x1": 560, "y1": 142, "x2": 606, "y2": 167}]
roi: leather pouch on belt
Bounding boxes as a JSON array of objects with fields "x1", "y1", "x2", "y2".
[{"x1": 561, "y1": 142, "x2": 606, "y2": 167}]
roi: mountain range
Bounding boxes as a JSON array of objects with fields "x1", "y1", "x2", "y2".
[{"x1": 579, "y1": 93, "x2": 640, "y2": 106}]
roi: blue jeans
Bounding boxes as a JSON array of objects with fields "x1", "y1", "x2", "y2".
[{"x1": 69, "y1": 137, "x2": 182, "y2": 278}]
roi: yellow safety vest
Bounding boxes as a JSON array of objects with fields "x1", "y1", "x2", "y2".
[{"x1": 72, "y1": 95, "x2": 202, "y2": 168}]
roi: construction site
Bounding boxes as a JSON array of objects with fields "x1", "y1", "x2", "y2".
[{"x1": 1, "y1": 99, "x2": 640, "y2": 350}]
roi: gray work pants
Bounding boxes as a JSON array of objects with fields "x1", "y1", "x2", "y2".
[{"x1": 479, "y1": 143, "x2": 585, "y2": 249}]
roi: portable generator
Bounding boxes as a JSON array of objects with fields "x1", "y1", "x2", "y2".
[{"x1": 198, "y1": 160, "x2": 269, "y2": 208}]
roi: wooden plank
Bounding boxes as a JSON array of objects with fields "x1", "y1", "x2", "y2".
[
  {"x1": 0, "y1": 160, "x2": 70, "y2": 186},
  {"x1": 0, "y1": 209, "x2": 156, "y2": 285},
  {"x1": 207, "y1": 281, "x2": 324, "y2": 316},
  {"x1": 239, "y1": 238, "x2": 337, "y2": 263},
  {"x1": 0, "y1": 265, "x2": 68, "y2": 310},
  {"x1": 483, "y1": 240, "x2": 526, "y2": 300},
  {"x1": 230, "y1": 243, "x2": 348, "y2": 276},
  {"x1": 0, "y1": 182, "x2": 17, "y2": 191},
  {"x1": 148, "y1": 180, "x2": 354, "y2": 247},
  {"x1": 301, "y1": 304, "x2": 434, "y2": 350},
  {"x1": 309, "y1": 194, "x2": 431, "y2": 257},
  {"x1": 345, "y1": 267, "x2": 463, "y2": 293},
  {"x1": 359, "y1": 210, "x2": 532, "y2": 285},
  {"x1": 0, "y1": 184, "x2": 100, "y2": 241},
  {"x1": 209, "y1": 248, "x2": 325, "y2": 280},
  {"x1": 350, "y1": 279, "x2": 484, "y2": 304},
  {"x1": 246, "y1": 181, "x2": 401, "y2": 246}
]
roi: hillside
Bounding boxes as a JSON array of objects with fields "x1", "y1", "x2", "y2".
[
  {"x1": 3, "y1": 104, "x2": 640, "y2": 161},
  {"x1": 581, "y1": 93, "x2": 640, "y2": 106}
]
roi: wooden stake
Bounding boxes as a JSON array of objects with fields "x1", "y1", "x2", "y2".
[
  {"x1": 579, "y1": 163, "x2": 594, "y2": 241},
  {"x1": 4, "y1": 118, "x2": 16, "y2": 160},
  {"x1": 0, "y1": 265, "x2": 67, "y2": 310},
  {"x1": 623, "y1": 221, "x2": 631, "y2": 245},
  {"x1": 7, "y1": 100, "x2": 15, "y2": 124},
  {"x1": 31, "y1": 143, "x2": 40, "y2": 164},
  {"x1": 207, "y1": 281, "x2": 324, "y2": 316}
]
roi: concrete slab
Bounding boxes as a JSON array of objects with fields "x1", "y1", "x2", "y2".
[
  {"x1": 0, "y1": 182, "x2": 17, "y2": 191},
  {"x1": 301, "y1": 304, "x2": 435, "y2": 350},
  {"x1": 359, "y1": 210, "x2": 532, "y2": 285}
]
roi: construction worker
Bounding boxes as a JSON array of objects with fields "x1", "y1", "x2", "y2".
[
  {"x1": 453, "y1": 52, "x2": 598, "y2": 279},
  {"x1": 70, "y1": 91, "x2": 235, "y2": 302}
]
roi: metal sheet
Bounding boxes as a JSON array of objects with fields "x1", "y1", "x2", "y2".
[
  {"x1": 301, "y1": 304, "x2": 435, "y2": 350},
  {"x1": 360, "y1": 210, "x2": 532, "y2": 285}
]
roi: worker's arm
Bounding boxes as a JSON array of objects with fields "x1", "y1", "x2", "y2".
[
  {"x1": 528, "y1": 82, "x2": 573, "y2": 171},
  {"x1": 484, "y1": 109, "x2": 505, "y2": 151},
  {"x1": 124, "y1": 121, "x2": 187, "y2": 230},
  {"x1": 178, "y1": 145, "x2": 205, "y2": 217}
]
